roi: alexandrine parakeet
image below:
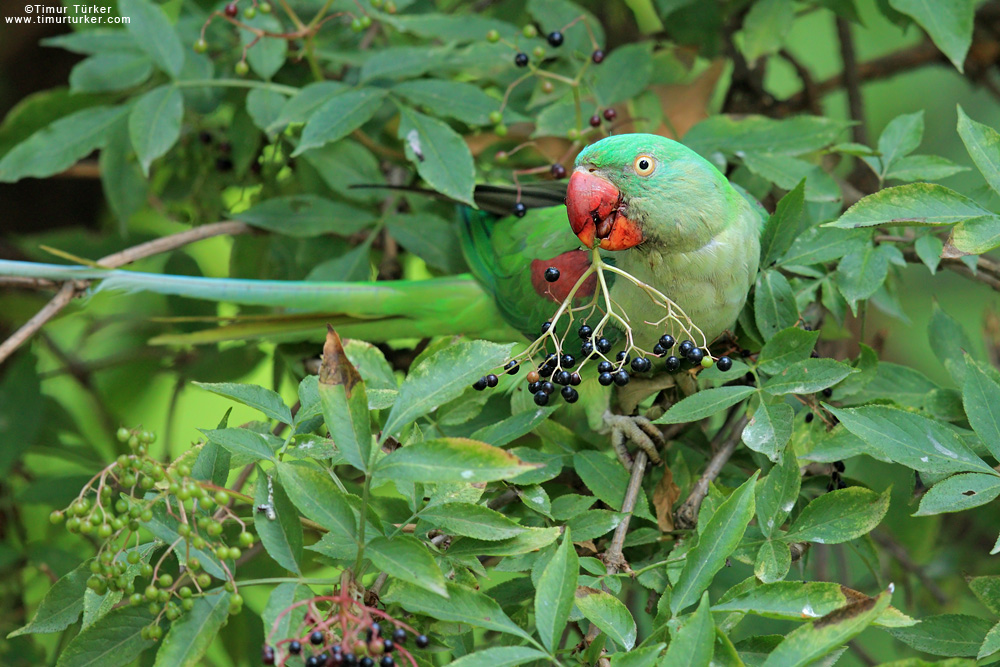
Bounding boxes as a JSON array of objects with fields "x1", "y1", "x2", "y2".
[{"x1": 0, "y1": 134, "x2": 765, "y2": 352}]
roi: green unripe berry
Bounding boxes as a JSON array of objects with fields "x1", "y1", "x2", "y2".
[
  {"x1": 178, "y1": 524, "x2": 191, "y2": 537},
  {"x1": 87, "y1": 575, "x2": 104, "y2": 591},
  {"x1": 384, "y1": 0, "x2": 396, "y2": 13},
  {"x1": 238, "y1": 532, "x2": 254, "y2": 547},
  {"x1": 128, "y1": 435, "x2": 139, "y2": 449},
  {"x1": 90, "y1": 561, "x2": 103, "y2": 574},
  {"x1": 197, "y1": 573, "x2": 212, "y2": 588},
  {"x1": 130, "y1": 593, "x2": 144, "y2": 606},
  {"x1": 111, "y1": 517, "x2": 125, "y2": 531},
  {"x1": 117, "y1": 455, "x2": 130, "y2": 469},
  {"x1": 216, "y1": 546, "x2": 229, "y2": 560},
  {"x1": 207, "y1": 521, "x2": 223, "y2": 537},
  {"x1": 145, "y1": 585, "x2": 159, "y2": 601},
  {"x1": 228, "y1": 547, "x2": 242, "y2": 560},
  {"x1": 89, "y1": 512, "x2": 103, "y2": 526},
  {"x1": 168, "y1": 482, "x2": 180, "y2": 496},
  {"x1": 192, "y1": 536, "x2": 207, "y2": 550},
  {"x1": 100, "y1": 486, "x2": 112, "y2": 500},
  {"x1": 187, "y1": 558, "x2": 201, "y2": 571},
  {"x1": 140, "y1": 430, "x2": 155, "y2": 445},
  {"x1": 147, "y1": 603, "x2": 160, "y2": 616},
  {"x1": 129, "y1": 505, "x2": 142, "y2": 519},
  {"x1": 243, "y1": 6, "x2": 256, "y2": 18},
  {"x1": 49, "y1": 510, "x2": 65, "y2": 524},
  {"x1": 141, "y1": 564, "x2": 154, "y2": 578},
  {"x1": 166, "y1": 605, "x2": 180, "y2": 621},
  {"x1": 98, "y1": 524, "x2": 113, "y2": 538},
  {"x1": 72, "y1": 499, "x2": 90, "y2": 516},
  {"x1": 66, "y1": 517, "x2": 81, "y2": 532},
  {"x1": 128, "y1": 519, "x2": 141, "y2": 531},
  {"x1": 486, "y1": 29, "x2": 500, "y2": 43},
  {"x1": 494, "y1": 123, "x2": 508, "y2": 137},
  {"x1": 158, "y1": 574, "x2": 173, "y2": 588},
  {"x1": 100, "y1": 551, "x2": 114, "y2": 564},
  {"x1": 149, "y1": 625, "x2": 163, "y2": 640},
  {"x1": 117, "y1": 427, "x2": 131, "y2": 443},
  {"x1": 214, "y1": 491, "x2": 230, "y2": 506},
  {"x1": 115, "y1": 500, "x2": 128, "y2": 514},
  {"x1": 360, "y1": 14, "x2": 372, "y2": 28},
  {"x1": 179, "y1": 586, "x2": 193, "y2": 598},
  {"x1": 140, "y1": 477, "x2": 154, "y2": 490},
  {"x1": 140, "y1": 509, "x2": 153, "y2": 523},
  {"x1": 230, "y1": 593, "x2": 243, "y2": 606},
  {"x1": 234, "y1": 61, "x2": 250, "y2": 76},
  {"x1": 224, "y1": 580, "x2": 236, "y2": 592},
  {"x1": 127, "y1": 550, "x2": 141, "y2": 565},
  {"x1": 157, "y1": 589, "x2": 170, "y2": 603},
  {"x1": 182, "y1": 598, "x2": 195, "y2": 611},
  {"x1": 350, "y1": 17, "x2": 363, "y2": 32},
  {"x1": 532, "y1": 45, "x2": 545, "y2": 59},
  {"x1": 259, "y1": 1, "x2": 271, "y2": 12},
  {"x1": 488, "y1": 110, "x2": 503, "y2": 124},
  {"x1": 701, "y1": 357, "x2": 714, "y2": 368},
  {"x1": 177, "y1": 464, "x2": 191, "y2": 478},
  {"x1": 522, "y1": 24, "x2": 537, "y2": 38},
  {"x1": 176, "y1": 486, "x2": 191, "y2": 501},
  {"x1": 193, "y1": 38, "x2": 208, "y2": 54},
  {"x1": 135, "y1": 444, "x2": 147, "y2": 456},
  {"x1": 121, "y1": 473, "x2": 136, "y2": 487},
  {"x1": 79, "y1": 521, "x2": 94, "y2": 535},
  {"x1": 567, "y1": 128, "x2": 580, "y2": 140}
]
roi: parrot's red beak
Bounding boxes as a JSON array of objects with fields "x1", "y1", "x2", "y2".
[{"x1": 566, "y1": 169, "x2": 643, "y2": 251}]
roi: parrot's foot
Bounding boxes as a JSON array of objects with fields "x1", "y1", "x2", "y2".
[{"x1": 604, "y1": 410, "x2": 664, "y2": 470}]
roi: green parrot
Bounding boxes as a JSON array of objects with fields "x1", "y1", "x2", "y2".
[{"x1": 0, "y1": 133, "x2": 765, "y2": 355}]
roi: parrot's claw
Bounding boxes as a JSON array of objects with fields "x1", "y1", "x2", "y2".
[{"x1": 604, "y1": 410, "x2": 664, "y2": 470}]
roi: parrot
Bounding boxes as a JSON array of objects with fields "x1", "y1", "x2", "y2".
[{"x1": 0, "y1": 133, "x2": 765, "y2": 362}]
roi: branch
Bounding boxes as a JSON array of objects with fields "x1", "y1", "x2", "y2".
[
  {"x1": 0, "y1": 221, "x2": 253, "y2": 365},
  {"x1": 602, "y1": 450, "x2": 648, "y2": 574},
  {"x1": 675, "y1": 412, "x2": 748, "y2": 529},
  {"x1": 899, "y1": 247, "x2": 1000, "y2": 292},
  {"x1": 835, "y1": 16, "x2": 868, "y2": 145}
]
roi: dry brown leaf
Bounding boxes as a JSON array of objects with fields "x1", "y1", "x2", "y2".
[
  {"x1": 319, "y1": 325, "x2": 362, "y2": 396},
  {"x1": 653, "y1": 463, "x2": 681, "y2": 533}
]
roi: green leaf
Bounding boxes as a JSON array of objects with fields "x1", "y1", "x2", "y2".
[
  {"x1": 374, "y1": 438, "x2": 536, "y2": 484},
  {"x1": 42, "y1": 29, "x2": 141, "y2": 55},
  {"x1": 200, "y1": 428, "x2": 276, "y2": 462},
  {"x1": 741, "y1": 0, "x2": 794, "y2": 64},
  {"x1": 914, "y1": 473, "x2": 1000, "y2": 515},
  {"x1": 246, "y1": 88, "x2": 289, "y2": 133},
  {"x1": 755, "y1": 541, "x2": 791, "y2": 584},
  {"x1": 662, "y1": 593, "x2": 715, "y2": 666},
  {"x1": 755, "y1": 271, "x2": 799, "y2": 340},
  {"x1": 671, "y1": 474, "x2": 759, "y2": 614},
  {"x1": 835, "y1": 244, "x2": 890, "y2": 307},
  {"x1": 951, "y1": 215, "x2": 1000, "y2": 255},
  {"x1": 470, "y1": 405, "x2": 557, "y2": 447},
  {"x1": 654, "y1": 386, "x2": 756, "y2": 424},
  {"x1": 420, "y1": 503, "x2": 527, "y2": 540},
  {"x1": 234, "y1": 195, "x2": 376, "y2": 238},
  {"x1": 253, "y1": 470, "x2": 303, "y2": 574},
  {"x1": 742, "y1": 152, "x2": 841, "y2": 202},
  {"x1": 121, "y1": 0, "x2": 184, "y2": 77},
  {"x1": 931, "y1": 303, "x2": 973, "y2": 381},
  {"x1": 385, "y1": 213, "x2": 464, "y2": 273},
  {"x1": 762, "y1": 359, "x2": 857, "y2": 396},
  {"x1": 885, "y1": 155, "x2": 968, "y2": 182},
  {"x1": 8, "y1": 559, "x2": 89, "y2": 637},
  {"x1": 576, "y1": 586, "x2": 637, "y2": 649},
  {"x1": 828, "y1": 405, "x2": 996, "y2": 475},
  {"x1": 566, "y1": 510, "x2": 624, "y2": 541},
  {"x1": 0, "y1": 105, "x2": 127, "y2": 182},
  {"x1": 914, "y1": 234, "x2": 944, "y2": 274},
  {"x1": 756, "y1": 447, "x2": 801, "y2": 538},
  {"x1": 194, "y1": 381, "x2": 292, "y2": 424},
  {"x1": 317, "y1": 330, "x2": 372, "y2": 472},
  {"x1": 980, "y1": 621, "x2": 1000, "y2": 660},
  {"x1": 306, "y1": 243, "x2": 373, "y2": 282},
  {"x1": 827, "y1": 183, "x2": 993, "y2": 229},
  {"x1": 592, "y1": 43, "x2": 654, "y2": 106},
  {"x1": 887, "y1": 614, "x2": 993, "y2": 657},
  {"x1": 398, "y1": 107, "x2": 476, "y2": 206},
  {"x1": 239, "y1": 13, "x2": 287, "y2": 79},
  {"x1": 380, "y1": 340, "x2": 511, "y2": 440},
  {"x1": 277, "y1": 462, "x2": 356, "y2": 540},
  {"x1": 685, "y1": 115, "x2": 850, "y2": 157},
  {"x1": 128, "y1": 84, "x2": 182, "y2": 176},
  {"x1": 785, "y1": 487, "x2": 890, "y2": 544},
  {"x1": 535, "y1": 529, "x2": 579, "y2": 651},
  {"x1": 383, "y1": 581, "x2": 532, "y2": 641},
  {"x1": 779, "y1": 226, "x2": 868, "y2": 266},
  {"x1": 392, "y1": 79, "x2": 500, "y2": 126},
  {"x1": 742, "y1": 399, "x2": 793, "y2": 462},
  {"x1": 262, "y1": 583, "x2": 310, "y2": 640},
  {"x1": 294, "y1": 88, "x2": 387, "y2": 155},
  {"x1": 445, "y1": 647, "x2": 551, "y2": 667},
  {"x1": 269, "y1": 81, "x2": 346, "y2": 131},
  {"x1": 100, "y1": 120, "x2": 146, "y2": 228},
  {"x1": 573, "y1": 451, "x2": 655, "y2": 521},
  {"x1": 714, "y1": 581, "x2": 912, "y2": 627},
  {"x1": 758, "y1": 327, "x2": 819, "y2": 375},
  {"x1": 876, "y1": 111, "x2": 924, "y2": 176},
  {"x1": 153, "y1": 592, "x2": 230, "y2": 667},
  {"x1": 957, "y1": 105, "x2": 1000, "y2": 195},
  {"x1": 969, "y1": 576, "x2": 1000, "y2": 615},
  {"x1": 446, "y1": 527, "x2": 560, "y2": 558},
  {"x1": 761, "y1": 588, "x2": 892, "y2": 667},
  {"x1": 760, "y1": 181, "x2": 807, "y2": 267},
  {"x1": 70, "y1": 52, "x2": 153, "y2": 93},
  {"x1": 888, "y1": 0, "x2": 974, "y2": 71},
  {"x1": 54, "y1": 606, "x2": 155, "y2": 667},
  {"x1": 366, "y1": 535, "x2": 448, "y2": 597}
]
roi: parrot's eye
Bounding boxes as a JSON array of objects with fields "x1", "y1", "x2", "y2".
[{"x1": 633, "y1": 155, "x2": 655, "y2": 176}]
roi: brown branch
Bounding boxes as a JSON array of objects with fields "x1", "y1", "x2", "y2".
[
  {"x1": 872, "y1": 531, "x2": 947, "y2": 605},
  {"x1": 835, "y1": 17, "x2": 868, "y2": 145},
  {"x1": 675, "y1": 412, "x2": 748, "y2": 529},
  {"x1": 0, "y1": 277, "x2": 60, "y2": 290},
  {"x1": 0, "y1": 221, "x2": 253, "y2": 365},
  {"x1": 899, "y1": 247, "x2": 1000, "y2": 291},
  {"x1": 602, "y1": 450, "x2": 648, "y2": 575}
]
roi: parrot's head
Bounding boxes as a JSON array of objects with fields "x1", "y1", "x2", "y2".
[{"x1": 566, "y1": 133, "x2": 731, "y2": 251}]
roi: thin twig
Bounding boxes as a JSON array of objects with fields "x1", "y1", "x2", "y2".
[
  {"x1": 0, "y1": 220, "x2": 253, "y2": 365},
  {"x1": 835, "y1": 16, "x2": 868, "y2": 145},
  {"x1": 872, "y1": 531, "x2": 947, "y2": 605},
  {"x1": 603, "y1": 450, "x2": 648, "y2": 574},
  {"x1": 675, "y1": 412, "x2": 748, "y2": 529}
]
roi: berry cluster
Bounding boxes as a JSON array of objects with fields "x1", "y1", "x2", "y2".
[
  {"x1": 49, "y1": 426, "x2": 254, "y2": 640},
  {"x1": 263, "y1": 589, "x2": 430, "y2": 667}
]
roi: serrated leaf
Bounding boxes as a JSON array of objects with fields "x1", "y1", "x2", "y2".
[
  {"x1": 254, "y1": 470, "x2": 302, "y2": 574},
  {"x1": 269, "y1": 81, "x2": 346, "y2": 131},
  {"x1": 128, "y1": 85, "x2": 182, "y2": 176},
  {"x1": 277, "y1": 462, "x2": 356, "y2": 541},
  {"x1": 367, "y1": 535, "x2": 447, "y2": 597},
  {"x1": 671, "y1": 474, "x2": 759, "y2": 614},
  {"x1": 888, "y1": 0, "x2": 974, "y2": 71},
  {"x1": 755, "y1": 271, "x2": 799, "y2": 340},
  {"x1": 420, "y1": 503, "x2": 527, "y2": 540},
  {"x1": 470, "y1": 405, "x2": 557, "y2": 447},
  {"x1": 246, "y1": 88, "x2": 289, "y2": 133},
  {"x1": 685, "y1": 115, "x2": 850, "y2": 157},
  {"x1": 836, "y1": 244, "x2": 889, "y2": 307},
  {"x1": 446, "y1": 526, "x2": 560, "y2": 558},
  {"x1": 234, "y1": 195, "x2": 376, "y2": 237},
  {"x1": 194, "y1": 381, "x2": 292, "y2": 424},
  {"x1": 592, "y1": 43, "x2": 654, "y2": 106},
  {"x1": 962, "y1": 357, "x2": 1000, "y2": 461},
  {"x1": 121, "y1": 0, "x2": 184, "y2": 77},
  {"x1": 153, "y1": 592, "x2": 230, "y2": 667},
  {"x1": 294, "y1": 88, "x2": 386, "y2": 155},
  {"x1": 566, "y1": 510, "x2": 624, "y2": 541},
  {"x1": 141, "y1": 501, "x2": 227, "y2": 579},
  {"x1": 54, "y1": 606, "x2": 155, "y2": 667},
  {"x1": 383, "y1": 581, "x2": 531, "y2": 641},
  {"x1": 261, "y1": 582, "x2": 310, "y2": 640},
  {"x1": 239, "y1": 13, "x2": 287, "y2": 79},
  {"x1": 827, "y1": 183, "x2": 992, "y2": 229},
  {"x1": 318, "y1": 327, "x2": 371, "y2": 472},
  {"x1": 785, "y1": 487, "x2": 890, "y2": 544},
  {"x1": 655, "y1": 386, "x2": 757, "y2": 424},
  {"x1": 886, "y1": 155, "x2": 968, "y2": 182},
  {"x1": 980, "y1": 621, "x2": 1000, "y2": 660},
  {"x1": 200, "y1": 428, "x2": 276, "y2": 462},
  {"x1": 758, "y1": 327, "x2": 819, "y2": 374},
  {"x1": 763, "y1": 359, "x2": 857, "y2": 396},
  {"x1": 663, "y1": 593, "x2": 715, "y2": 666},
  {"x1": 760, "y1": 181, "x2": 807, "y2": 267},
  {"x1": 70, "y1": 52, "x2": 153, "y2": 93},
  {"x1": 398, "y1": 107, "x2": 475, "y2": 206},
  {"x1": 576, "y1": 586, "x2": 637, "y2": 649},
  {"x1": 755, "y1": 541, "x2": 791, "y2": 584},
  {"x1": 743, "y1": 399, "x2": 794, "y2": 462},
  {"x1": 950, "y1": 215, "x2": 1000, "y2": 255},
  {"x1": 914, "y1": 473, "x2": 1000, "y2": 515},
  {"x1": 756, "y1": 446, "x2": 801, "y2": 538},
  {"x1": 8, "y1": 559, "x2": 90, "y2": 637},
  {"x1": 876, "y1": 111, "x2": 924, "y2": 176},
  {"x1": 957, "y1": 105, "x2": 1000, "y2": 195},
  {"x1": 392, "y1": 79, "x2": 500, "y2": 126},
  {"x1": 969, "y1": 576, "x2": 1000, "y2": 615},
  {"x1": 536, "y1": 530, "x2": 578, "y2": 651},
  {"x1": 887, "y1": 614, "x2": 993, "y2": 657},
  {"x1": 914, "y1": 234, "x2": 944, "y2": 273},
  {"x1": 375, "y1": 438, "x2": 536, "y2": 483}
]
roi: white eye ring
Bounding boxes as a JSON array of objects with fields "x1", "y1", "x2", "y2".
[{"x1": 634, "y1": 155, "x2": 655, "y2": 176}]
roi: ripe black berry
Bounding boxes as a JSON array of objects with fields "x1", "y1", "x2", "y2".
[
  {"x1": 539, "y1": 381, "x2": 554, "y2": 394},
  {"x1": 540, "y1": 321, "x2": 552, "y2": 335},
  {"x1": 383, "y1": 639, "x2": 395, "y2": 653},
  {"x1": 592, "y1": 49, "x2": 605, "y2": 63},
  {"x1": 528, "y1": 381, "x2": 541, "y2": 394},
  {"x1": 360, "y1": 658, "x2": 375, "y2": 667},
  {"x1": 598, "y1": 372, "x2": 613, "y2": 386},
  {"x1": 534, "y1": 391, "x2": 550, "y2": 406},
  {"x1": 589, "y1": 114, "x2": 602, "y2": 127},
  {"x1": 578, "y1": 324, "x2": 593, "y2": 339},
  {"x1": 678, "y1": 340, "x2": 694, "y2": 356},
  {"x1": 538, "y1": 365, "x2": 554, "y2": 378},
  {"x1": 472, "y1": 377, "x2": 487, "y2": 391},
  {"x1": 546, "y1": 31, "x2": 564, "y2": 46},
  {"x1": 659, "y1": 334, "x2": 675, "y2": 349},
  {"x1": 804, "y1": 412, "x2": 814, "y2": 423},
  {"x1": 550, "y1": 163, "x2": 567, "y2": 179},
  {"x1": 653, "y1": 343, "x2": 666, "y2": 356},
  {"x1": 306, "y1": 657, "x2": 320, "y2": 667},
  {"x1": 484, "y1": 374, "x2": 497, "y2": 388},
  {"x1": 561, "y1": 386, "x2": 579, "y2": 403},
  {"x1": 603, "y1": 108, "x2": 617, "y2": 121},
  {"x1": 569, "y1": 372, "x2": 581, "y2": 386},
  {"x1": 311, "y1": 630, "x2": 324, "y2": 645},
  {"x1": 598, "y1": 360, "x2": 613, "y2": 374},
  {"x1": 742, "y1": 349, "x2": 753, "y2": 358},
  {"x1": 514, "y1": 52, "x2": 529, "y2": 67},
  {"x1": 822, "y1": 387, "x2": 833, "y2": 398},
  {"x1": 262, "y1": 645, "x2": 276, "y2": 665},
  {"x1": 560, "y1": 354, "x2": 575, "y2": 368},
  {"x1": 289, "y1": 641, "x2": 302, "y2": 654},
  {"x1": 613, "y1": 370, "x2": 630, "y2": 386},
  {"x1": 554, "y1": 370, "x2": 572, "y2": 386},
  {"x1": 665, "y1": 356, "x2": 681, "y2": 372},
  {"x1": 687, "y1": 347, "x2": 704, "y2": 364},
  {"x1": 224, "y1": 2, "x2": 238, "y2": 17},
  {"x1": 834, "y1": 460, "x2": 846, "y2": 472},
  {"x1": 544, "y1": 267, "x2": 560, "y2": 282},
  {"x1": 216, "y1": 157, "x2": 234, "y2": 172},
  {"x1": 544, "y1": 353, "x2": 558, "y2": 368},
  {"x1": 631, "y1": 357, "x2": 651, "y2": 372},
  {"x1": 513, "y1": 202, "x2": 527, "y2": 217},
  {"x1": 318, "y1": 654, "x2": 329, "y2": 665},
  {"x1": 380, "y1": 657, "x2": 395, "y2": 667},
  {"x1": 505, "y1": 360, "x2": 519, "y2": 374},
  {"x1": 596, "y1": 337, "x2": 611, "y2": 353},
  {"x1": 392, "y1": 628, "x2": 406, "y2": 643},
  {"x1": 415, "y1": 635, "x2": 430, "y2": 649},
  {"x1": 344, "y1": 655, "x2": 358, "y2": 667},
  {"x1": 580, "y1": 341, "x2": 594, "y2": 357},
  {"x1": 198, "y1": 130, "x2": 213, "y2": 144},
  {"x1": 616, "y1": 350, "x2": 630, "y2": 365},
  {"x1": 369, "y1": 623, "x2": 381, "y2": 640},
  {"x1": 716, "y1": 356, "x2": 733, "y2": 372}
]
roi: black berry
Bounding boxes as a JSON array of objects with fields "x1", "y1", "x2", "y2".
[
  {"x1": 262, "y1": 645, "x2": 276, "y2": 665},
  {"x1": 653, "y1": 343, "x2": 666, "y2": 356},
  {"x1": 805, "y1": 412, "x2": 814, "y2": 423},
  {"x1": 596, "y1": 337, "x2": 612, "y2": 353},
  {"x1": 822, "y1": 387, "x2": 833, "y2": 398},
  {"x1": 578, "y1": 324, "x2": 593, "y2": 339},
  {"x1": 198, "y1": 130, "x2": 213, "y2": 144},
  {"x1": 538, "y1": 365, "x2": 554, "y2": 378},
  {"x1": 659, "y1": 334, "x2": 675, "y2": 349},
  {"x1": 589, "y1": 114, "x2": 602, "y2": 127},
  {"x1": 528, "y1": 381, "x2": 541, "y2": 394},
  {"x1": 534, "y1": 391, "x2": 550, "y2": 406},
  {"x1": 505, "y1": 360, "x2": 519, "y2": 375},
  {"x1": 514, "y1": 52, "x2": 529, "y2": 67},
  {"x1": 603, "y1": 108, "x2": 616, "y2": 121},
  {"x1": 716, "y1": 356, "x2": 733, "y2": 372},
  {"x1": 380, "y1": 657, "x2": 395, "y2": 667},
  {"x1": 307, "y1": 657, "x2": 320, "y2": 667},
  {"x1": 569, "y1": 372, "x2": 581, "y2": 386},
  {"x1": 540, "y1": 321, "x2": 552, "y2": 334},
  {"x1": 544, "y1": 353, "x2": 558, "y2": 368},
  {"x1": 344, "y1": 656, "x2": 358, "y2": 667},
  {"x1": 554, "y1": 370, "x2": 572, "y2": 386},
  {"x1": 560, "y1": 354, "x2": 575, "y2": 368},
  {"x1": 544, "y1": 267, "x2": 560, "y2": 282},
  {"x1": 561, "y1": 386, "x2": 579, "y2": 403},
  {"x1": 215, "y1": 157, "x2": 234, "y2": 172},
  {"x1": 311, "y1": 630, "x2": 324, "y2": 645},
  {"x1": 289, "y1": 641, "x2": 302, "y2": 654},
  {"x1": 360, "y1": 659, "x2": 375, "y2": 667},
  {"x1": 687, "y1": 348, "x2": 704, "y2": 364},
  {"x1": 834, "y1": 460, "x2": 846, "y2": 472},
  {"x1": 392, "y1": 628, "x2": 406, "y2": 643},
  {"x1": 415, "y1": 635, "x2": 430, "y2": 649},
  {"x1": 598, "y1": 372, "x2": 613, "y2": 386},
  {"x1": 513, "y1": 202, "x2": 527, "y2": 217},
  {"x1": 224, "y1": 2, "x2": 238, "y2": 17},
  {"x1": 546, "y1": 31, "x2": 564, "y2": 46},
  {"x1": 580, "y1": 341, "x2": 594, "y2": 357},
  {"x1": 631, "y1": 357, "x2": 651, "y2": 372},
  {"x1": 678, "y1": 340, "x2": 694, "y2": 356},
  {"x1": 472, "y1": 377, "x2": 487, "y2": 391},
  {"x1": 665, "y1": 356, "x2": 681, "y2": 372},
  {"x1": 592, "y1": 49, "x2": 605, "y2": 63},
  {"x1": 540, "y1": 381, "x2": 555, "y2": 395},
  {"x1": 318, "y1": 654, "x2": 329, "y2": 665},
  {"x1": 837, "y1": 477, "x2": 848, "y2": 490},
  {"x1": 550, "y1": 163, "x2": 567, "y2": 179},
  {"x1": 383, "y1": 639, "x2": 395, "y2": 653},
  {"x1": 616, "y1": 350, "x2": 630, "y2": 365},
  {"x1": 613, "y1": 370, "x2": 630, "y2": 386},
  {"x1": 598, "y1": 360, "x2": 613, "y2": 374}
]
